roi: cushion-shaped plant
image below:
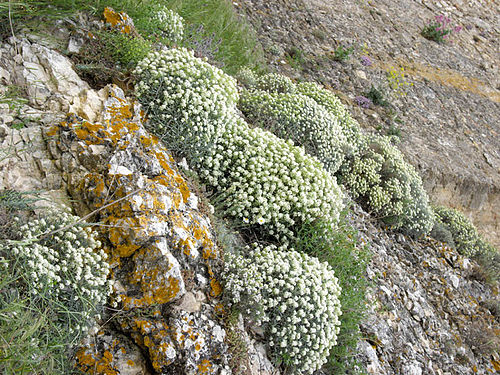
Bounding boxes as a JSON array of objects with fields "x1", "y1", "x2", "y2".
[
  {"x1": 433, "y1": 206, "x2": 483, "y2": 257},
  {"x1": 5, "y1": 210, "x2": 111, "y2": 334},
  {"x1": 223, "y1": 244, "x2": 342, "y2": 374},
  {"x1": 254, "y1": 72, "x2": 297, "y2": 94},
  {"x1": 240, "y1": 89, "x2": 347, "y2": 174},
  {"x1": 340, "y1": 135, "x2": 434, "y2": 236},
  {"x1": 198, "y1": 117, "x2": 344, "y2": 244},
  {"x1": 134, "y1": 48, "x2": 238, "y2": 160},
  {"x1": 151, "y1": 7, "x2": 184, "y2": 43},
  {"x1": 295, "y1": 81, "x2": 363, "y2": 150}
]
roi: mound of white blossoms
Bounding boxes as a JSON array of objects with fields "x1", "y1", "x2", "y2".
[{"x1": 224, "y1": 244, "x2": 342, "y2": 374}]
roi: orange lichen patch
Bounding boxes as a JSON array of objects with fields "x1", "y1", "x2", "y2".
[
  {"x1": 103, "y1": 7, "x2": 134, "y2": 35},
  {"x1": 122, "y1": 246, "x2": 183, "y2": 309},
  {"x1": 198, "y1": 359, "x2": 212, "y2": 374},
  {"x1": 492, "y1": 359, "x2": 500, "y2": 371},
  {"x1": 209, "y1": 278, "x2": 222, "y2": 298},
  {"x1": 214, "y1": 303, "x2": 225, "y2": 316},
  {"x1": 81, "y1": 173, "x2": 107, "y2": 202},
  {"x1": 75, "y1": 343, "x2": 119, "y2": 375},
  {"x1": 127, "y1": 318, "x2": 176, "y2": 371},
  {"x1": 45, "y1": 125, "x2": 59, "y2": 137},
  {"x1": 107, "y1": 217, "x2": 141, "y2": 257}
]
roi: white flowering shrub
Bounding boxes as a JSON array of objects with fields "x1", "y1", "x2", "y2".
[
  {"x1": 255, "y1": 72, "x2": 296, "y2": 93},
  {"x1": 432, "y1": 206, "x2": 484, "y2": 257},
  {"x1": 240, "y1": 89, "x2": 347, "y2": 174},
  {"x1": 134, "y1": 48, "x2": 238, "y2": 160},
  {"x1": 151, "y1": 7, "x2": 184, "y2": 43},
  {"x1": 198, "y1": 117, "x2": 344, "y2": 244},
  {"x1": 295, "y1": 81, "x2": 364, "y2": 151},
  {"x1": 235, "y1": 66, "x2": 257, "y2": 88},
  {"x1": 341, "y1": 135, "x2": 434, "y2": 236},
  {"x1": 223, "y1": 244, "x2": 342, "y2": 374},
  {"x1": 6, "y1": 211, "x2": 111, "y2": 333}
]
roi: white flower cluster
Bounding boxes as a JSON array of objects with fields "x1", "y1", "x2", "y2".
[
  {"x1": 134, "y1": 48, "x2": 238, "y2": 160},
  {"x1": 342, "y1": 135, "x2": 434, "y2": 235},
  {"x1": 223, "y1": 244, "x2": 342, "y2": 374},
  {"x1": 433, "y1": 206, "x2": 483, "y2": 256},
  {"x1": 295, "y1": 81, "x2": 364, "y2": 152},
  {"x1": 235, "y1": 66, "x2": 257, "y2": 88},
  {"x1": 7, "y1": 211, "x2": 111, "y2": 329},
  {"x1": 134, "y1": 50, "x2": 344, "y2": 243},
  {"x1": 255, "y1": 72, "x2": 296, "y2": 93},
  {"x1": 198, "y1": 117, "x2": 344, "y2": 244},
  {"x1": 151, "y1": 7, "x2": 184, "y2": 43},
  {"x1": 240, "y1": 89, "x2": 347, "y2": 174}
]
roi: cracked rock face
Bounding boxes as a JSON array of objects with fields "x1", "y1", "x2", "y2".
[
  {"x1": 349, "y1": 205, "x2": 499, "y2": 375},
  {"x1": 46, "y1": 85, "x2": 231, "y2": 374}
]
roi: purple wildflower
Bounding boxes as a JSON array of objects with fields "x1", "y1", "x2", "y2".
[
  {"x1": 360, "y1": 56, "x2": 372, "y2": 66},
  {"x1": 355, "y1": 96, "x2": 373, "y2": 109}
]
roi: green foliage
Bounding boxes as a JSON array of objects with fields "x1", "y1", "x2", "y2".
[
  {"x1": 170, "y1": 0, "x2": 266, "y2": 74},
  {"x1": 98, "y1": 31, "x2": 152, "y2": 69},
  {"x1": 364, "y1": 86, "x2": 389, "y2": 107},
  {"x1": 2, "y1": 0, "x2": 266, "y2": 75},
  {"x1": 223, "y1": 244, "x2": 342, "y2": 374},
  {"x1": 133, "y1": 5, "x2": 184, "y2": 44},
  {"x1": 432, "y1": 206, "x2": 496, "y2": 260},
  {"x1": 0, "y1": 190, "x2": 41, "y2": 212},
  {"x1": 293, "y1": 213, "x2": 370, "y2": 374},
  {"x1": 285, "y1": 46, "x2": 305, "y2": 71},
  {"x1": 333, "y1": 45, "x2": 354, "y2": 62},
  {"x1": 421, "y1": 15, "x2": 461, "y2": 44}
]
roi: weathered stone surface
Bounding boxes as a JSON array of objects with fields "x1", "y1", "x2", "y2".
[
  {"x1": 75, "y1": 330, "x2": 150, "y2": 375},
  {"x1": 46, "y1": 83, "x2": 232, "y2": 373},
  {"x1": 235, "y1": 0, "x2": 500, "y2": 248},
  {"x1": 348, "y1": 204, "x2": 499, "y2": 374}
]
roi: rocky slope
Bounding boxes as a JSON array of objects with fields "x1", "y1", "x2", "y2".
[
  {"x1": 234, "y1": 0, "x2": 500, "y2": 249},
  {"x1": 0, "y1": 6, "x2": 498, "y2": 375}
]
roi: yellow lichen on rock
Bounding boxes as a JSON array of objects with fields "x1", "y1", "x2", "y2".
[
  {"x1": 103, "y1": 7, "x2": 135, "y2": 35},
  {"x1": 52, "y1": 84, "x2": 226, "y2": 373}
]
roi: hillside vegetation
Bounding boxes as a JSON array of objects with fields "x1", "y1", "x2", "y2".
[{"x1": 0, "y1": 1, "x2": 498, "y2": 374}]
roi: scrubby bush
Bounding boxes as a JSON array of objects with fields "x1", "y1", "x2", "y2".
[
  {"x1": 240, "y1": 89, "x2": 347, "y2": 173},
  {"x1": 151, "y1": 7, "x2": 184, "y2": 43},
  {"x1": 293, "y1": 215, "x2": 369, "y2": 373},
  {"x1": 295, "y1": 81, "x2": 364, "y2": 153},
  {"x1": 223, "y1": 244, "x2": 342, "y2": 374},
  {"x1": 340, "y1": 135, "x2": 434, "y2": 236},
  {"x1": 5, "y1": 211, "x2": 111, "y2": 330},
  {"x1": 99, "y1": 31, "x2": 153, "y2": 68},
  {"x1": 134, "y1": 48, "x2": 238, "y2": 159},
  {"x1": 254, "y1": 72, "x2": 296, "y2": 94},
  {"x1": 432, "y1": 206, "x2": 489, "y2": 257},
  {"x1": 135, "y1": 50, "x2": 344, "y2": 244},
  {"x1": 235, "y1": 66, "x2": 257, "y2": 88},
  {"x1": 199, "y1": 117, "x2": 344, "y2": 244},
  {"x1": 0, "y1": 206, "x2": 111, "y2": 373}
]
